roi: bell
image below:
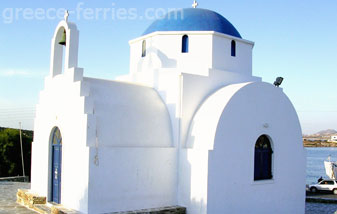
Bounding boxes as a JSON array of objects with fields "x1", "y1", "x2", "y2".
[{"x1": 58, "y1": 30, "x2": 66, "y2": 46}]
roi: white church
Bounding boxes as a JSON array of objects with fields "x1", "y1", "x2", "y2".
[{"x1": 29, "y1": 5, "x2": 306, "y2": 214}]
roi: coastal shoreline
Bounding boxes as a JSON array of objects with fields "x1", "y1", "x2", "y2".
[{"x1": 304, "y1": 140, "x2": 337, "y2": 148}]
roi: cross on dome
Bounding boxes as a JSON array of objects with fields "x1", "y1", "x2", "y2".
[{"x1": 192, "y1": 0, "x2": 198, "y2": 8}]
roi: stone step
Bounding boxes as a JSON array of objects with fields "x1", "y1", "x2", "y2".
[
  {"x1": 32, "y1": 204, "x2": 51, "y2": 214},
  {"x1": 17, "y1": 189, "x2": 186, "y2": 214},
  {"x1": 16, "y1": 189, "x2": 79, "y2": 214},
  {"x1": 107, "y1": 206, "x2": 186, "y2": 214},
  {"x1": 17, "y1": 189, "x2": 46, "y2": 208}
]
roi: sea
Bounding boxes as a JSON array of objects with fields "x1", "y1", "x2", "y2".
[{"x1": 306, "y1": 147, "x2": 337, "y2": 184}]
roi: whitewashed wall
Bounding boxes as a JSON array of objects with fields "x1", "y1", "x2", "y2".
[
  {"x1": 82, "y1": 77, "x2": 177, "y2": 213},
  {"x1": 212, "y1": 33, "x2": 253, "y2": 76},
  {"x1": 87, "y1": 148, "x2": 177, "y2": 213},
  {"x1": 129, "y1": 31, "x2": 253, "y2": 77}
]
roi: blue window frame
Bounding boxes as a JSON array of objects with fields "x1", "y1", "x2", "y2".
[
  {"x1": 254, "y1": 135, "x2": 273, "y2": 181},
  {"x1": 182, "y1": 35, "x2": 189, "y2": 53},
  {"x1": 231, "y1": 40, "x2": 236, "y2": 57}
]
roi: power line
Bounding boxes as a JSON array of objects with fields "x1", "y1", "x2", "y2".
[
  {"x1": 0, "y1": 113, "x2": 35, "y2": 116},
  {"x1": 0, "y1": 113, "x2": 36, "y2": 117},
  {"x1": 0, "y1": 107, "x2": 35, "y2": 110}
]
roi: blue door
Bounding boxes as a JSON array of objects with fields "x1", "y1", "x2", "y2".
[{"x1": 51, "y1": 127, "x2": 62, "y2": 204}]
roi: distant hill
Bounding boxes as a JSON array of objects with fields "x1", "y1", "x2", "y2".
[
  {"x1": 315, "y1": 129, "x2": 337, "y2": 136},
  {"x1": 303, "y1": 129, "x2": 337, "y2": 138},
  {"x1": 0, "y1": 126, "x2": 32, "y2": 132}
]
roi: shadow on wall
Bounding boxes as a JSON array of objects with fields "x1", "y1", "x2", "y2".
[
  {"x1": 77, "y1": 185, "x2": 89, "y2": 213},
  {"x1": 137, "y1": 47, "x2": 177, "y2": 72},
  {"x1": 178, "y1": 146, "x2": 208, "y2": 213}
]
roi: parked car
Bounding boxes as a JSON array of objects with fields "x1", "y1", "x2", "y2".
[{"x1": 309, "y1": 179, "x2": 337, "y2": 194}]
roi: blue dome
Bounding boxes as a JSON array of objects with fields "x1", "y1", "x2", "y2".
[{"x1": 142, "y1": 8, "x2": 242, "y2": 38}]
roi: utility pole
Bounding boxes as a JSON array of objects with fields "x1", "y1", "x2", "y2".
[{"x1": 19, "y1": 122, "x2": 25, "y2": 177}]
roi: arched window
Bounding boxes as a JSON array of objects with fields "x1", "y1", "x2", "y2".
[
  {"x1": 142, "y1": 40, "x2": 146, "y2": 57},
  {"x1": 254, "y1": 135, "x2": 273, "y2": 180},
  {"x1": 182, "y1": 35, "x2": 189, "y2": 53},
  {"x1": 231, "y1": 40, "x2": 236, "y2": 57},
  {"x1": 51, "y1": 127, "x2": 62, "y2": 145}
]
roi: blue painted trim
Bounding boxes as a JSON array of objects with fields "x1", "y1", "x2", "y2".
[{"x1": 51, "y1": 127, "x2": 62, "y2": 204}]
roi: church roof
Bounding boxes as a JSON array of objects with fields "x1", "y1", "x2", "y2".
[{"x1": 142, "y1": 8, "x2": 242, "y2": 38}]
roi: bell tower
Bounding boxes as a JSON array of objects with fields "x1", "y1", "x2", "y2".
[{"x1": 50, "y1": 10, "x2": 81, "y2": 78}]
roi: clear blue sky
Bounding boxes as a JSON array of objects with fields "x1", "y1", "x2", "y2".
[{"x1": 0, "y1": 0, "x2": 336, "y2": 134}]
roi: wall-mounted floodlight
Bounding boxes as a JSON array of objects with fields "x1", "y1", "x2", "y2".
[{"x1": 274, "y1": 77, "x2": 284, "y2": 87}]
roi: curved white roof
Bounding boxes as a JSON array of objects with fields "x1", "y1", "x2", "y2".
[
  {"x1": 86, "y1": 78, "x2": 173, "y2": 147},
  {"x1": 186, "y1": 82, "x2": 301, "y2": 150}
]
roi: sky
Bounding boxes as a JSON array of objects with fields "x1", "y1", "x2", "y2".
[{"x1": 0, "y1": 0, "x2": 336, "y2": 134}]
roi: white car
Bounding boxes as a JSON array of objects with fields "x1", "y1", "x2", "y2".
[{"x1": 309, "y1": 179, "x2": 337, "y2": 194}]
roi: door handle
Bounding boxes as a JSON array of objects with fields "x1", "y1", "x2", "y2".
[{"x1": 54, "y1": 168, "x2": 58, "y2": 180}]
